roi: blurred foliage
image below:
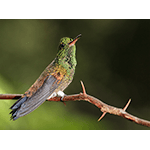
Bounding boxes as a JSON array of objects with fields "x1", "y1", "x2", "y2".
[{"x1": 0, "y1": 19, "x2": 150, "y2": 129}]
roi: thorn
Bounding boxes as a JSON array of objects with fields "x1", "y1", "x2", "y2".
[
  {"x1": 98, "y1": 112, "x2": 106, "y2": 121},
  {"x1": 80, "y1": 80, "x2": 87, "y2": 95},
  {"x1": 123, "y1": 99, "x2": 131, "y2": 111}
]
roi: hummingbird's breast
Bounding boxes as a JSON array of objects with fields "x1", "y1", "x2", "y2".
[
  {"x1": 51, "y1": 54, "x2": 77, "y2": 92},
  {"x1": 50, "y1": 62, "x2": 75, "y2": 92}
]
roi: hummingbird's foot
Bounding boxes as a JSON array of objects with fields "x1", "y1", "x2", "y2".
[
  {"x1": 57, "y1": 91, "x2": 66, "y2": 101},
  {"x1": 47, "y1": 91, "x2": 66, "y2": 105},
  {"x1": 57, "y1": 91, "x2": 67, "y2": 105}
]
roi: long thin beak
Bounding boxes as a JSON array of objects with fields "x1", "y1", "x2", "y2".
[{"x1": 69, "y1": 34, "x2": 82, "y2": 46}]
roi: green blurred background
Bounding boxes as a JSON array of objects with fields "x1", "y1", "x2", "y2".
[{"x1": 0, "y1": 19, "x2": 150, "y2": 130}]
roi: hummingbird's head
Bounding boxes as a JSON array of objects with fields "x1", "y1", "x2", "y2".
[
  {"x1": 58, "y1": 34, "x2": 81, "y2": 52},
  {"x1": 57, "y1": 34, "x2": 81, "y2": 60}
]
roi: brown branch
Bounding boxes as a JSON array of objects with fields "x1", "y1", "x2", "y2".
[
  {"x1": 0, "y1": 81, "x2": 150, "y2": 127},
  {"x1": 0, "y1": 94, "x2": 22, "y2": 99}
]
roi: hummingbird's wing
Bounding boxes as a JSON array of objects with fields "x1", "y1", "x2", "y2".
[{"x1": 10, "y1": 75, "x2": 61, "y2": 120}]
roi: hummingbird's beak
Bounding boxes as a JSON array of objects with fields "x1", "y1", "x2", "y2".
[{"x1": 69, "y1": 34, "x2": 82, "y2": 47}]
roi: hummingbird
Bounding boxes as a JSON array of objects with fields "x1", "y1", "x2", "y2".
[{"x1": 10, "y1": 34, "x2": 81, "y2": 120}]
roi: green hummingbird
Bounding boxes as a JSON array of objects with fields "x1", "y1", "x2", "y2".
[{"x1": 10, "y1": 34, "x2": 81, "y2": 120}]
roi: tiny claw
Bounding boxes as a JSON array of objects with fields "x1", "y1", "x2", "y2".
[
  {"x1": 60, "y1": 95, "x2": 66, "y2": 106},
  {"x1": 98, "y1": 112, "x2": 106, "y2": 121},
  {"x1": 62, "y1": 101, "x2": 66, "y2": 106},
  {"x1": 60, "y1": 97, "x2": 66, "y2": 106},
  {"x1": 123, "y1": 99, "x2": 131, "y2": 111}
]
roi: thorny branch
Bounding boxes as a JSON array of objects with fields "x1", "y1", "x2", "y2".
[{"x1": 0, "y1": 81, "x2": 150, "y2": 127}]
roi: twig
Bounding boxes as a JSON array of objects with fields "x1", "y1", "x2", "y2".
[
  {"x1": 0, "y1": 94, "x2": 22, "y2": 99},
  {"x1": 0, "y1": 81, "x2": 150, "y2": 127}
]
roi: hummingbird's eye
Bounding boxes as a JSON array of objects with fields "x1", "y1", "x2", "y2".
[{"x1": 60, "y1": 43, "x2": 65, "y2": 48}]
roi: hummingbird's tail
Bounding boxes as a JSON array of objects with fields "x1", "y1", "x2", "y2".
[{"x1": 10, "y1": 96, "x2": 28, "y2": 120}]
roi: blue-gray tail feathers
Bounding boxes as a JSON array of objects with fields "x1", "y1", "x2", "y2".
[
  {"x1": 9, "y1": 75, "x2": 62, "y2": 121},
  {"x1": 10, "y1": 96, "x2": 28, "y2": 120}
]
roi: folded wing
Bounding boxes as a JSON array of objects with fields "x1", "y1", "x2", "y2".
[{"x1": 10, "y1": 75, "x2": 61, "y2": 120}]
